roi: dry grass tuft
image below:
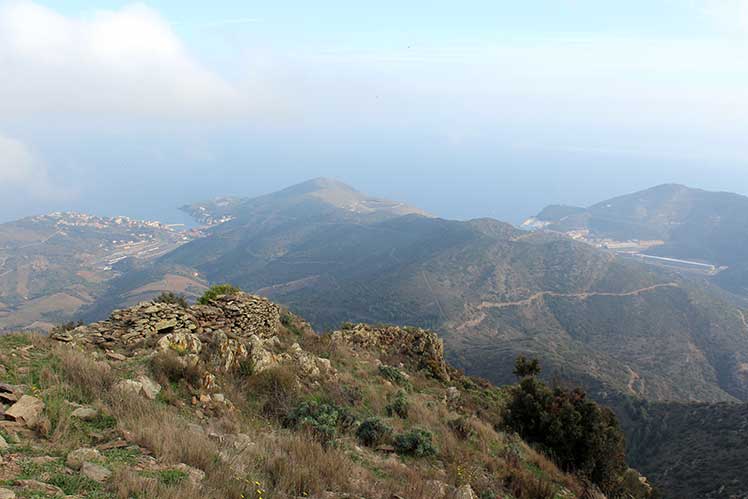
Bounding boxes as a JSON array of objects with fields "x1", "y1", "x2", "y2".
[{"x1": 110, "y1": 468, "x2": 204, "y2": 499}]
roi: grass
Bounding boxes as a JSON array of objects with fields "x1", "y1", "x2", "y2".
[
  {"x1": 145, "y1": 469, "x2": 189, "y2": 486},
  {"x1": 0, "y1": 325, "x2": 601, "y2": 499}
]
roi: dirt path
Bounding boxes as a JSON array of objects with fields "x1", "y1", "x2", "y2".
[
  {"x1": 476, "y1": 283, "x2": 679, "y2": 310},
  {"x1": 422, "y1": 271, "x2": 448, "y2": 323},
  {"x1": 738, "y1": 310, "x2": 748, "y2": 332}
]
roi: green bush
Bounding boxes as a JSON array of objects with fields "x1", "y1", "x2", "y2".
[
  {"x1": 394, "y1": 428, "x2": 437, "y2": 457},
  {"x1": 504, "y1": 358, "x2": 627, "y2": 494},
  {"x1": 512, "y1": 355, "x2": 541, "y2": 378},
  {"x1": 356, "y1": 417, "x2": 392, "y2": 447},
  {"x1": 197, "y1": 284, "x2": 241, "y2": 305},
  {"x1": 284, "y1": 400, "x2": 356, "y2": 444},
  {"x1": 385, "y1": 390, "x2": 409, "y2": 418},
  {"x1": 51, "y1": 320, "x2": 83, "y2": 335},
  {"x1": 378, "y1": 365, "x2": 412, "y2": 390},
  {"x1": 154, "y1": 291, "x2": 189, "y2": 308}
]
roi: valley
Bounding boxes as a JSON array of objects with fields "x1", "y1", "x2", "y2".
[
  {"x1": 0, "y1": 212, "x2": 205, "y2": 332},
  {"x1": 3, "y1": 179, "x2": 748, "y2": 497}
]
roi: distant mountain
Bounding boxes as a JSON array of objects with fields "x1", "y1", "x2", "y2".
[
  {"x1": 0, "y1": 212, "x2": 204, "y2": 331},
  {"x1": 526, "y1": 184, "x2": 748, "y2": 295},
  {"x1": 89, "y1": 180, "x2": 748, "y2": 407},
  {"x1": 179, "y1": 177, "x2": 431, "y2": 226}
]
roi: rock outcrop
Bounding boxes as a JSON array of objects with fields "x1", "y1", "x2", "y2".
[
  {"x1": 51, "y1": 292, "x2": 334, "y2": 389},
  {"x1": 331, "y1": 323, "x2": 451, "y2": 381},
  {"x1": 52, "y1": 293, "x2": 281, "y2": 349}
]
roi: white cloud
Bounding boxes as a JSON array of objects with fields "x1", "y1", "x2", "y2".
[
  {"x1": 0, "y1": 1, "x2": 243, "y2": 119},
  {"x1": 0, "y1": 133, "x2": 68, "y2": 200},
  {"x1": 703, "y1": 0, "x2": 748, "y2": 32}
]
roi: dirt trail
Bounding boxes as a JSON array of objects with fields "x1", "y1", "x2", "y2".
[
  {"x1": 738, "y1": 310, "x2": 748, "y2": 332},
  {"x1": 477, "y1": 283, "x2": 679, "y2": 310},
  {"x1": 454, "y1": 283, "x2": 679, "y2": 332}
]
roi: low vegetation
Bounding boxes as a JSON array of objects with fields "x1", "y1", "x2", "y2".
[
  {"x1": 0, "y1": 292, "x2": 656, "y2": 499},
  {"x1": 154, "y1": 291, "x2": 190, "y2": 308},
  {"x1": 197, "y1": 284, "x2": 241, "y2": 305}
]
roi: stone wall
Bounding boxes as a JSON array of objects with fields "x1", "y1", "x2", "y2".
[{"x1": 331, "y1": 323, "x2": 451, "y2": 381}]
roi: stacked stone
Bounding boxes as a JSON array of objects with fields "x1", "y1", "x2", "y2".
[
  {"x1": 52, "y1": 301, "x2": 199, "y2": 349},
  {"x1": 331, "y1": 324, "x2": 451, "y2": 381},
  {"x1": 191, "y1": 294, "x2": 281, "y2": 339},
  {"x1": 52, "y1": 293, "x2": 280, "y2": 360},
  {"x1": 51, "y1": 292, "x2": 335, "y2": 384}
]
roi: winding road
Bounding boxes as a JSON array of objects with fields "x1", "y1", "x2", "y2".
[
  {"x1": 455, "y1": 282, "x2": 679, "y2": 332},
  {"x1": 477, "y1": 283, "x2": 679, "y2": 310}
]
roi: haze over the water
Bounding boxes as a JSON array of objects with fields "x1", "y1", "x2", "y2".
[{"x1": 1, "y1": 0, "x2": 748, "y2": 224}]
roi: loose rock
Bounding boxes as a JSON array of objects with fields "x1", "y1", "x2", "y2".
[
  {"x1": 14, "y1": 480, "x2": 63, "y2": 496},
  {"x1": 453, "y1": 484, "x2": 477, "y2": 499},
  {"x1": 66, "y1": 448, "x2": 102, "y2": 470},
  {"x1": 5, "y1": 395, "x2": 44, "y2": 428},
  {"x1": 80, "y1": 462, "x2": 112, "y2": 483},
  {"x1": 174, "y1": 463, "x2": 205, "y2": 485},
  {"x1": 71, "y1": 406, "x2": 98, "y2": 421},
  {"x1": 136, "y1": 376, "x2": 161, "y2": 400}
]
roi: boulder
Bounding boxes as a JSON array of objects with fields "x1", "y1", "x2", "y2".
[
  {"x1": 136, "y1": 376, "x2": 161, "y2": 400},
  {"x1": 0, "y1": 488, "x2": 14, "y2": 499},
  {"x1": 174, "y1": 463, "x2": 205, "y2": 485},
  {"x1": 425, "y1": 480, "x2": 450, "y2": 498},
  {"x1": 5, "y1": 395, "x2": 44, "y2": 428},
  {"x1": 80, "y1": 462, "x2": 112, "y2": 483},
  {"x1": 115, "y1": 377, "x2": 161, "y2": 400},
  {"x1": 157, "y1": 332, "x2": 202, "y2": 355},
  {"x1": 14, "y1": 481, "x2": 63, "y2": 496},
  {"x1": 66, "y1": 447, "x2": 102, "y2": 470},
  {"x1": 446, "y1": 386, "x2": 461, "y2": 405},
  {"x1": 331, "y1": 324, "x2": 450, "y2": 381},
  {"x1": 115, "y1": 379, "x2": 144, "y2": 397},
  {"x1": 71, "y1": 406, "x2": 98, "y2": 421},
  {"x1": 453, "y1": 485, "x2": 477, "y2": 499}
]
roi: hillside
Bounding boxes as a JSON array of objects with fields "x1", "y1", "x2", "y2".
[
  {"x1": 0, "y1": 292, "x2": 653, "y2": 499},
  {"x1": 617, "y1": 398, "x2": 748, "y2": 499},
  {"x1": 0, "y1": 212, "x2": 204, "y2": 332},
  {"x1": 526, "y1": 184, "x2": 748, "y2": 294},
  {"x1": 87, "y1": 181, "x2": 748, "y2": 407},
  {"x1": 10, "y1": 180, "x2": 748, "y2": 497},
  {"x1": 179, "y1": 177, "x2": 430, "y2": 227}
]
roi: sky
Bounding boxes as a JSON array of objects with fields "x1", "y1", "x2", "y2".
[{"x1": 2, "y1": 1, "x2": 748, "y2": 224}]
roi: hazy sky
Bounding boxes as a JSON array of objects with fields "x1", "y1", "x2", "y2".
[{"x1": 2, "y1": 1, "x2": 748, "y2": 224}]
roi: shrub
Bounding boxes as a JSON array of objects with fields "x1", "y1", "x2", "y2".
[
  {"x1": 281, "y1": 311, "x2": 303, "y2": 336},
  {"x1": 512, "y1": 355, "x2": 541, "y2": 378},
  {"x1": 448, "y1": 416, "x2": 475, "y2": 440},
  {"x1": 385, "y1": 390, "x2": 409, "y2": 418},
  {"x1": 235, "y1": 356, "x2": 255, "y2": 379},
  {"x1": 245, "y1": 366, "x2": 299, "y2": 419},
  {"x1": 504, "y1": 358, "x2": 627, "y2": 494},
  {"x1": 284, "y1": 400, "x2": 356, "y2": 444},
  {"x1": 378, "y1": 365, "x2": 412, "y2": 389},
  {"x1": 154, "y1": 292, "x2": 189, "y2": 308},
  {"x1": 51, "y1": 320, "x2": 83, "y2": 335},
  {"x1": 150, "y1": 351, "x2": 202, "y2": 387},
  {"x1": 394, "y1": 428, "x2": 437, "y2": 457},
  {"x1": 356, "y1": 418, "x2": 392, "y2": 447},
  {"x1": 197, "y1": 284, "x2": 241, "y2": 305}
]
